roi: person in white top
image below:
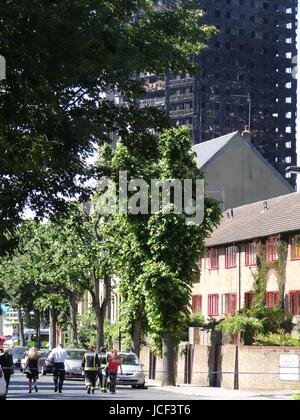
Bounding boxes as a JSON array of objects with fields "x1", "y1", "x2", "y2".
[{"x1": 48, "y1": 344, "x2": 67, "y2": 393}]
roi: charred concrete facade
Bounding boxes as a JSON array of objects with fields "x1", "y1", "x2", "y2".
[{"x1": 141, "y1": 0, "x2": 298, "y2": 186}]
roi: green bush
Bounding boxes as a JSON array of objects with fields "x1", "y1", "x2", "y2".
[
  {"x1": 216, "y1": 315, "x2": 263, "y2": 344},
  {"x1": 253, "y1": 332, "x2": 300, "y2": 347},
  {"x1": 189, "y1": 313, "x2": 205, "y2": 328},
  {"x1": 240, "y1": 306, "x2": 294, "y2": 335}
]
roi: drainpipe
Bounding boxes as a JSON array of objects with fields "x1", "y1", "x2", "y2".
[
  {"x1": 234, "y1": 244, "x2": 241, "y2": 390},
  {"x1": 236, "y1": 244, "x2": 242, "y2": 312}
]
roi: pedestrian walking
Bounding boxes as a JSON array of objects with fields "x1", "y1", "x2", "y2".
[
  {"x1": 0, "y1": 347, "x2": 14, "y2": 395},
  {"x1": 82, "y1": 347, "x2": 100, "y2": 395},
  {"x1": 107, "y1": 350, "x2": 123, "y2": 394},
  {"x1": 98, "y1": 347, "x2": 108, "y2": 393},
  {"x1": 48, "y1": 343, "x2": 67, "y2": 394},
  {"x1": 24, "y1": 347, "x2": 39, "y2": 394}
]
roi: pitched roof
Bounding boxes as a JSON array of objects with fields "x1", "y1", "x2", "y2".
[
  {"x1": 192, "y1": 131, "x2": 293, "y2": 192},
  {"x1": 206, "y1": 192, "x2": 300, "y2": 247},
  {"x1": 192, "y1": 132, "x2": 239, "y2": 169}
]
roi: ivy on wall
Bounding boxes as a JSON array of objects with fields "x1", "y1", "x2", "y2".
[{"x1": 252, "y1": 237, "x2": 288, "y2": 309}]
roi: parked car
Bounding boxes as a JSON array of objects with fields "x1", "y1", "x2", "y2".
[
  {"x1": 12, "y1": 347, "x2": 29, "y2": 370},
  {"x1": 115, "y1": 352, "x2": 146, "y2": 389},
  {"x1": 20, "y1": 354, "x2": 27, "y2": 373},
  {"x1": 64, "y1": 349, "x2": 85, "y2": 379},
  {"x1": 0, "y1": 367, "x2": 6, "y2": 400},
  {"x1": 38, "y1": 349, "x2": 53, "y2": 376}
]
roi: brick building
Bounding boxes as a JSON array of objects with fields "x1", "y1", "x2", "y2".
[{"x1": 192, "y1": 192, "x2": 300, "y2": 322}]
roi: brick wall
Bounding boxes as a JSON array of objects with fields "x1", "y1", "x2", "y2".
[
  {"x1": 238, "y1": 346, "x2": 300, "y2": 391},
  {"x1": 141, "y1": 345, "x2": 300, "y2": 391}
]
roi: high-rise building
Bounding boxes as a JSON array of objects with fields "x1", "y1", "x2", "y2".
[{"x1": 140, "y1": 0, "x2": 298, "y2": 186}]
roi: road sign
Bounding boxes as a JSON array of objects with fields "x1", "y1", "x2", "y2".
[{"x1": 280, "y1": 355, "x2": 300, "y2": 381}]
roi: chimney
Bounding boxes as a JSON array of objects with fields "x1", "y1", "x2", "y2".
[{"x1": 242, "y1": 125, "x2": 252, "y2": 143}]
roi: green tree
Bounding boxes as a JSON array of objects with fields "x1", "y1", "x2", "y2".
[
  {"x1": 0, "y1": 0, "x2": 215, "y2": 241},
  {"x1": 0, "y1": 252, "x2": 35, "y2": 346},
  {"x1": 99, "y1": 127, "x2": 221, "y2": 385}
]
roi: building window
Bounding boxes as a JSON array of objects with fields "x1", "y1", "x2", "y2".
[
  {"x1": 265, "y1": 238, "x2": 278, "y2": 262},
  {"x1": 291, "y1": 235, "x2": 300, "y2": 260},
  {"x1": 208, "y1": 294, "x2": 219, "y2": 317},
  {"x1": 210, "y1": 248, "x2": 220, "y2": 270},
  {"x1": 245, "y1": 242, "x2": 257, "y2": 266},
  {"x1": 289, "y1": 291, "x2": 300, "y2": 316},
  {"x1": 266, "y1": 292, "x2": 279, "y2": 308},
  {"x1": 225, "y1": 246, "x2": 237, "y2": 269},
  {"x1": 222, "y1": 294, "x2": 237, "y2": 315},
  {"x1": 244, "y1": 292, "x2": 254, "y2": 309},
  {"x1": 192, "y1": 295, "x2": 202, "y2": 314}
]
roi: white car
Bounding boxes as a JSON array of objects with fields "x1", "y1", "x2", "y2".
[
  {"x1": 116, "y1": 352, "x2": 146, "y2": 389},
  {"x1": 0, "y1": 367, "x2": 7, "y2": 400}
]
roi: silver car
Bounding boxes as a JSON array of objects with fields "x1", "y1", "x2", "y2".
[
  {"x1": 64, "y1": 349, "x2": 85, "y2": 379},
  {"x1": 115, "y1": 352, "x2": 146, "y2": 389}
]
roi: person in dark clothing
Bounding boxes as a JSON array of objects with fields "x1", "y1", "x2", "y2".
[
  {"x1": 0, "y1": 348, "x2": 14, "y2": 394},
  {"x1": 82, "y1": 348, "x2": 100, "y2": 394},
  {"x1": 98, "y1": 347, "x2": 108, "y2": 393},
  {"x1": 24, "y1": 347, "x2": 39, "y2": 394}
]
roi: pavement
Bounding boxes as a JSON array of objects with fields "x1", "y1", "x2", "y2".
[
  {"x1": 5, "y1": 373, "x2": 298, "y2": 400},
  {"x1": 147, "y1": 380, "x2": 297, "y2": 401}
]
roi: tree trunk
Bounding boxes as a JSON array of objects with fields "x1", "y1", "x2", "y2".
[
  {"x1": 91, "y1": 277, "x2": 104, "y2": 353},
  {"x1": 49, "y1": 305, "x2": 57, "y2": 349},
  {"x1": 132, "y1": 318, "x2": 142, "y2": 357},
  {"x1": 18, "y1": 308, "x2": 25, "y2": 347},
  {"x1": 69, "y1": 292, "x2": 78, "y2": 346},
  {"x1": 161, "y1": 333, "x2": 176, "y2": 386},
  {"x1": 90, "y1": 274, "x2": 111, "y2": 353}
]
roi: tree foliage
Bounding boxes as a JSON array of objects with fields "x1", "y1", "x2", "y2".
[
  {"x1": 99, "y1": 127, "x2": 221, "y2": 356},
  {"x1": 0, "y1": 0, "x2": 216, "y2": 238}
]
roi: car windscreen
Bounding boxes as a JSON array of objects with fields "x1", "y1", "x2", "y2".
[
  {"x1": 13, "y1": 348, "x2": 28, "y2": 357},
  {"x1": 66, "y1": 351, "x2": 85, "y2": 360},
  {"x1": 119, "y1": 354, "x2": 139, "y2": 366}
]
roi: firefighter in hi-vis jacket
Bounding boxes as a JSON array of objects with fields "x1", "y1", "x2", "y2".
[{"x1": 81, "y1": 348, "x2": 100, "y2": 394}]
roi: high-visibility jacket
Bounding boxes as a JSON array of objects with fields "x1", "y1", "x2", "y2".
[{"x1": 81, "y1": 352, "x2": 100, "y2": 372}]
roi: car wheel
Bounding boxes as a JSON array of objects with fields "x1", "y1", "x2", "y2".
[
  {"x1": 137, "y1": 383, "x2": 146, "y2": 389},
  {"x1": 131, "y1": 385, "x2": 138, "y2": 389}
]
